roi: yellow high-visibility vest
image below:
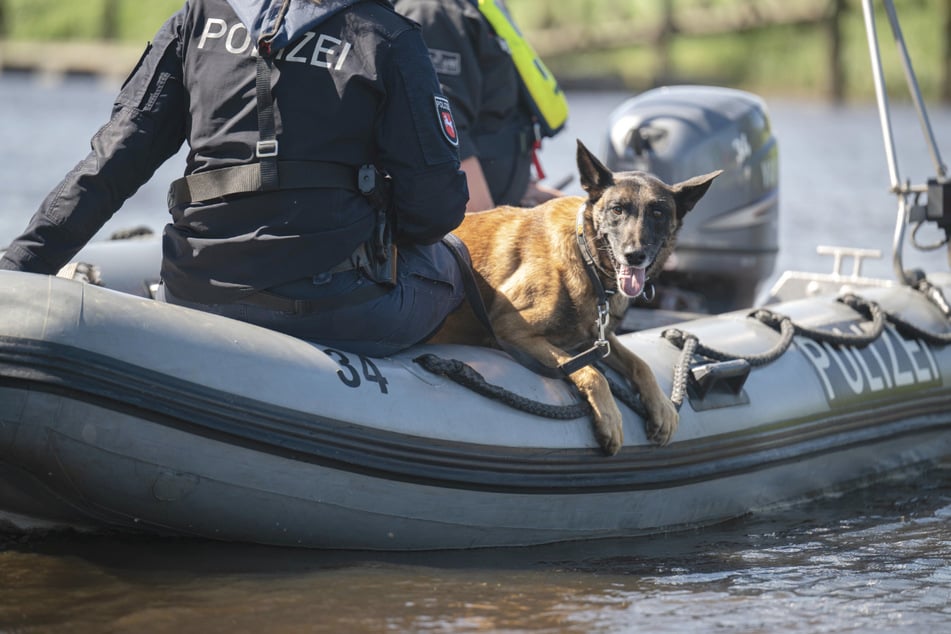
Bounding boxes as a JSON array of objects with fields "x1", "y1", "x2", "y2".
[{"x1": 476, "y1": 0, "x2": 568, "y2": 137}]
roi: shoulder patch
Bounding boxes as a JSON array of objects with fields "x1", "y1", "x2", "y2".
[{"x1": 434, "y1": 96, "x2": 459, "y2": 147}]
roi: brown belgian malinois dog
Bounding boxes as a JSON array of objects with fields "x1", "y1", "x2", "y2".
[{"x1": 429, "y1": 140, "x2": 721, "y2": 455}]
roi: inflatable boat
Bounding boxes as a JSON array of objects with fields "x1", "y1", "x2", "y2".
[
  {"x1": 1, "y1": 241, "x2": 950, "y2": 549},
  {"x1": 2, "y1": 0, "x2": 949, "y2": 550}
]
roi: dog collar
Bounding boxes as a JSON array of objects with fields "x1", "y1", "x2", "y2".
[
  {"x1": 575, "y1": 204, "x2": 608, "y2": 288},
  {"x1": 575, "y1": 204, "x2": 614, "y2": 353}
]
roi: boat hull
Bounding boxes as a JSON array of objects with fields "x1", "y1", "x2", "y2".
[{"x1": 1, "y1": 269, "x2": 950, "y2": 549}]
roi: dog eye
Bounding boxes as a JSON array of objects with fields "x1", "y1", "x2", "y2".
[
  {"x1": 650, "y1": 207, "x2": 665, "y2": 219},
  {"x1": 610, "y1": 205, "x2": 624, "y2": 216}
]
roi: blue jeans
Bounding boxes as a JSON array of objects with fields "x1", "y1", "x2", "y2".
[{"x1": 158, "y1": 242, "x2": 464, "y2": 357}]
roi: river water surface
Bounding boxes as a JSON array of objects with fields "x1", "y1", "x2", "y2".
[{"x1": 1, "y1": 75, "x2": 951, "y2": 632}]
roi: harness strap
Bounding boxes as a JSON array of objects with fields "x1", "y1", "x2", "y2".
[
  {"x1": 167, "y1": 161, "x2": 358, "y2": 208},
  {"x1": 255, "y1": 54, "x2": 280, "y2": 191},
  {"x1": 169, "y1": 31, "x2": 360, "y2": 209}
]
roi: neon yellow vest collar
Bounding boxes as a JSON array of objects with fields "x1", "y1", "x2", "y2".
[{"x1": 476, "y1": 0, "x2": 568, "y2": 137}]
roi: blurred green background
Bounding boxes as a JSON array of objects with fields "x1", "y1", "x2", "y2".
[{"x1": 0, "y1": 0, "x2": 949, "y2": 101}]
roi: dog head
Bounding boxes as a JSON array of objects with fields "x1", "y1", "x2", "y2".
[{"x1": 576, "y1": 140, "x2": 722, "y2": 298}]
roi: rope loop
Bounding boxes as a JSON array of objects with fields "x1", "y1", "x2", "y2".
[
  {"x1": 670, "y1": 333, "x2": 698, "y2": 410},
  {"x1": 748, "y1": 308, "x2": 786, "y2": 332},
  {"x1": 661, "y1": 328, "x2": 687, "y2": 350}
]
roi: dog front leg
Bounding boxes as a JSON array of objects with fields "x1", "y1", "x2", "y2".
[
  {"x1": 567, "y1": 364, "x2": 625, "y2": 455},
  {"x1": 497, "y1": 333, "x2": 624, "y2": 455},
  {"x1": 603, "y1": 333, "x2": 678, "y2": 445}
]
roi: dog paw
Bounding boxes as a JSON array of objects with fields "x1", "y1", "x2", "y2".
[
  {"x1": 645, "y1": 397, "x2": 679, "y2": 446},
  {"x1": 593, "y1": 409, "x2": 624, "y2": 456}
]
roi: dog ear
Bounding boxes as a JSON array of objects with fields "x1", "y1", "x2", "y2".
[
  {"x1": 672, "y1": 170, "x2": 723, "y2": 219},
  {"x1": 576, "y1": 140, "x2": 614, "y2": 201}
]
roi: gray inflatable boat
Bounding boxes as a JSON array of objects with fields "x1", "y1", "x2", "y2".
[
  {"x1": 1, "y1": 251, "x2": 949, "y2": 550},
  {"x1": 3, "y1": 0, "x2": 948, "y2": 550}
]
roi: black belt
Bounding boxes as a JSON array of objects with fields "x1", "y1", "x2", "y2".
[
  {"x1": 167, "y1": 161, "x2": 358, "y2": 208},
  {"x1": 241, "y1": 278, "x2": 390, "y2": 315}
]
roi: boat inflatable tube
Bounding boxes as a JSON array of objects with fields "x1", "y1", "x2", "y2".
[{"x1": 0, "y1": 265, "x2": 950, "y2": 550}]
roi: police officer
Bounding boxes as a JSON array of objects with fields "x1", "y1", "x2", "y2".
[
  {"x1": 0, "y1": 0, "x2": 469, "y2": 357},
  {"x1": 394, "y1": 0, "x2": 566, "y2": 211}
]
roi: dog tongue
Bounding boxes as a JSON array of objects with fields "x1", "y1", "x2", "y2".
[{"x1": 617, "y1": 265, "x2": 646, "y2": 298}]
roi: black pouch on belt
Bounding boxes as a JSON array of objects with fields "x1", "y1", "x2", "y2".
[{"x1": 358, "y1": 164, "x2": 397, "y2": 287}]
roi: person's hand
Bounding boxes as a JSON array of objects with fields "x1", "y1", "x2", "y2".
[{"x1": 520, "y1": 180, "x2": 563, "y2": 207}]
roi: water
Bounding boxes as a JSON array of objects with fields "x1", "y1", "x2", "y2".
[
  {"x1": 3, "y1": 75, "x2": 951, "y2": 290},
  {"x1": 2, "y1": 469, "x2": 950, "y2": 632},
  {"x1": 2, "y1": 75, "x2": 951, "y2": 632}
]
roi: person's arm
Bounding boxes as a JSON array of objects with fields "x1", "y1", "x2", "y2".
[
  {"x1": 377, "y1": 26, "x2": 468, "y2": 245},
  {"x1": 460, "y1": 156, "x2": 494, "y2": 212},
  {"x1": 395, "y1": 1, "x2": 485, "y2": 186},
  {"x1": 0, "y1": 13, "x2": 187, "y2": 273}
]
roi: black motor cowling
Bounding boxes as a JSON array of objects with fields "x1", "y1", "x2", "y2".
[{"x1": 603, "y1": 85, "x2": 779, "y2": 312}]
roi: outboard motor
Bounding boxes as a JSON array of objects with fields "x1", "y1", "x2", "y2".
[{"x1": 604, "y1": 86, "x2": 779, "y2": 313}]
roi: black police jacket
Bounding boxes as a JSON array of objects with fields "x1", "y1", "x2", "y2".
[
  {"x1": 1, "y1": 0, "x2": 468, "y2": 304},
  {"x1": 394, "y1": 0, "x2": 532, "y2": 205}
]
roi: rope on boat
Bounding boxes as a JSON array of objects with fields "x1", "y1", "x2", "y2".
[
  {"x1": 414, "y1": 354, "x2": 591, "y2": 419},
  {"x1": 668, "y1": 333, "x2": 697, "y2": 410},
  {"x1": 662, "y1": 293, "x2": 885, "y2": 371},
  {"x1": 661, "y1": 292, "x2": 948, "y2": 411},
  {"x1": 888, "y1": 310, "x2": 951, "y2": 345},
  {"x1": 413, "y1": 354, "x2": 649, "y2": 420},
  {"x1": 415, "y1": 290, "x2": 949, "y2": 421},
  {"x1": 910, "y1": 269, "x2": 951, "y2": 319},
  {"x1": 601, "y1": 371, "x2": 649, "y2": 418},
  {"x1": 901, "y1": 273, "x2": 951, "y2": 343},
  {"x1": 662, "y1": 294, "x2": 886, "y2": 410}
]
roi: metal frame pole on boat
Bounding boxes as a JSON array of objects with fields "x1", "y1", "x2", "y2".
[{"x1": 862, "y1": 0, "x2": 951, "y2": 282}]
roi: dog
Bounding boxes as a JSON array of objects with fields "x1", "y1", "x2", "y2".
[{"x1": 429, "y1": 140, "x2": 721, "y2": 455}]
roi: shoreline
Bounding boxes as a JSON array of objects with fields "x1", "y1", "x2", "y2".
[
  {"x1": 0, "y1": 40, "x2": 145, "y2": 81},
  {"x1": 0, "y1": 39, "x2": 633, "y2": 91},
  {"x1": 0, "y1": 38, "x2": 913, "y2": 102}
]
